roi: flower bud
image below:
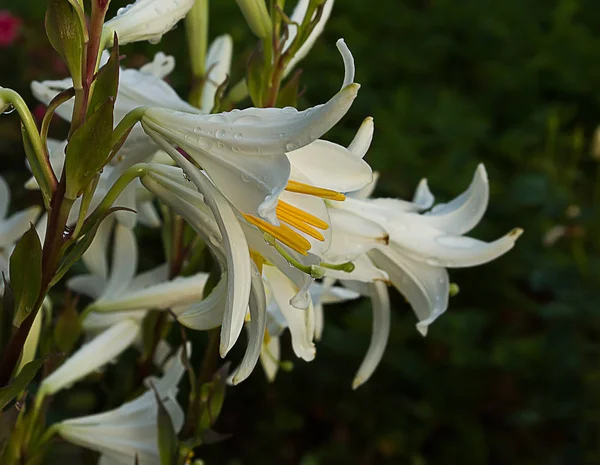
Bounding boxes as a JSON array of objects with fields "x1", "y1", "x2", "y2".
[{"x1": 235, "y1": 0, "x2": 272, "y2": 39}]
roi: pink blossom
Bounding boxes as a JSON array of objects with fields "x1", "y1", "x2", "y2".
[{"x1": 0, "y1": 10, "x2": 22, "y2": 48}]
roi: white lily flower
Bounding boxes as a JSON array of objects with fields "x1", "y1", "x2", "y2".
[
  {"x1": 56, "y1": 347, "x2": 188, "y2": 465},
  {"x1": 31, "y1": 53, "x2": 199, "y2": 171},
  {"x1": 40, "y1": 319, "x2": 141, "y2": 396},
  {"x1": 330, "y1": 164, "x2": 522, "y2": 335},
  {"x1": 142, "y1": 167, "x2": 269, "y2": 383},
  {"x1": 202, "y1": 35, "x2": 234, "y2": 113},
  {"x1": 104, "y1": 0, "x2": 197, "y2": 45},
  {"x1": 141, "y1": 39, "x2": 359, "y2": 230},
  {"x1": 282, "y1": 0, "x2": 335, "y2": 77}
]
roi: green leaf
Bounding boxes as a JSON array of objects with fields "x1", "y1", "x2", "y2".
[
  {"x1": 45, "y1": 0, "x2": 87, "y2": 88},
  {"x1": 21, "y1": 124, "x2": 52, "y2": 208},
  {"x1": 197, "y1": 364, "x2": 228, "y2": 433},
  {"x1": 276, "y1": 69, "x2": 301, "y2": 108},
  {"x1": 0, "y1": 359, "x2": 44, "y2": 411},
  {"x1": 51, "y1": 208, "x2": 126, "y2": 287},
  {"x1": 152, "y1": 384, "x2": 179, "y2": 465},
  {"x1": 53, "y1": 301, "x2": 82, "y2": 353},
  {"x1": 0, "y1": 276, "x2": 15, "y2": 356},
  {"x1": 10, "y1": 226, "x2": 42, "y2": 328},
  {"x1": 64, "y1": 98, "x2": 115, "y2": 199},
  {"x1": 247, "y1": 43, "x2": 266, "y2": 107},
  {"x1": 87, "y1": 34, "x2": 120, "y2": 117}
]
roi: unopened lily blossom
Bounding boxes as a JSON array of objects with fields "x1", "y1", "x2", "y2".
[{"x1": 0, "y1": 0, "x2": 523, "y2": 463}]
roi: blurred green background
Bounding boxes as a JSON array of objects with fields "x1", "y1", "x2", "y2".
[{"x1": 2, "y1": 0, "x2": 600, "y2": 464}]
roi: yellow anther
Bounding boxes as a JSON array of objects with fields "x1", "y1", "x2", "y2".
[
  {"x1": 285, "y1": 180, "x2": 346, "y2": 201},
  {"x1": 277, "y1": 200, "x2": 329, "y2": 230},
  {"x1": 243, "y1": 214, "x2": 311, "y2": 255},
  {"x1": 250, "y1": 250, "x2": 266, "y2": 274}
]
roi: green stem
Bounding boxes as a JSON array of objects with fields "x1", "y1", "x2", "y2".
[{"x1": 0, "y1": 88, "x2": 57, "y2": 202}]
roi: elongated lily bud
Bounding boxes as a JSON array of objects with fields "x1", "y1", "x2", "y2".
[
  {"x1": 235, "y1": 0, "x2": 272, "y2": 39},
  {"x1": 104, "y1": 0, "x2": 197, "y2": 45}
]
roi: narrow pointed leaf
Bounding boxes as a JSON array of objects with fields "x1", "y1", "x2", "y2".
[
  {"x1": 153, "y1": 384, "x2": 179, "y2": 465},
  {"x1": 88, "y1": 35, "x2": 120, "y2": 117},
  {"x1": 64, "y1": 99, "x2": 114, "y2": 199},
  {"x1": 10, "y1": 225, "x2": 42, "y2": 327},
  {"x1": 0, "y1": 359, "x2": 44, "y2": 410}
]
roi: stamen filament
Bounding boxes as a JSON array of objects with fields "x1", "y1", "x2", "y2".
[
  {"x1": 277, "y1": 210, "x2": 325, "y2": 241},
  {"x1": 277, "y1": 200, "x2": 329, "y2": 230},
  {"x1": 285, "y1": 180, "x2": 346, "y2": 201},
  {"x1": 244, "y1": 214, "x2": 311, "y2": 255}
]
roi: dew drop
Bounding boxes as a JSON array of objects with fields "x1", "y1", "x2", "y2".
[
  {"x1": 232, "y1": 146, "x2": 240, "y2": 153},
  {"x1": 2, "y1": 104, "x2": 15, "y2": 115},
  {"x1": 216, "y1": 129, "x2": 226, "y2": 138},
  {"x1": 234, "y1": 132, "x2": 243, "y2": 140},
  {"x1": 217, "y1": 142, "x2": 225, "y2": 149},
  {"x1": 193, "y1": 127, "x2": 202, "y2": 134}
]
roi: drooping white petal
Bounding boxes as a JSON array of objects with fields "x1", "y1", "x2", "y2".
[
  {"x1": 58, "y1": 346, "x2": 187, "y2": 465},
  {"x1": 282, "y1": 0, "x2": 335, "y2": 77},
  {"x1": 101, "y1": 224, "x2": 137, "y2": 298},
  {"x1": 352, "y1": 281, "x2": 390, "y2": 389},
  {"x1": 82, "y1": 215, "x2": 115, "y2": 279},
  {"x1": 174, "y1": 276, "x2": 227, "y2": 330},
  {"x1": 260, "y1": 334, "x2": 280, "y2": 382},
  {"x1": 347, "y1": 117, "x2": 374, "y2": 159},
  {"x1": 104, "y1": 0, "x2": 197, "y2": 45},
  {"x1": 83, "y1": 310, "x2": 147, "y2": 332},
  {"x1": 0, "y1": 176, "x2": 10, "y2": 218},
  {"x1": 287, "y1": 139, "x2": 373, "y2": 193},
  {"x1": 231, "y1": 262, "x2": 267, "y2": 384},
  {"x1": 202, "y1": 35, "x2": 233, "y2": 113},
  {"x1": 41, "y1": 320, "x2": 140, "y2": 395},
  {"x1": 264, "y1": 266, "x2": 315, "y2": 361},
  {"x1": 93, "y1": 273, "x2": 208, "y2": 313},
  {"x1": 0, "y1": 207, "x2": 41, "y2": 245},
  {"x1": 423, "y1": 163, "x2": 488, "y2": 235},
  {"x1": 369, "y1": 248, "x2": 449, "y2": 336},
  {"x1": 67, "y1": 274, "x2": 106, "y2": 300},
  {"x1": 144, "y1": 134, "x2": 252, "y2": 356}
]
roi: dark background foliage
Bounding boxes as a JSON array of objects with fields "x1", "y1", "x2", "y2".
[{"x1": 1, "y1": 0, "x2": 599, "y2": 464}]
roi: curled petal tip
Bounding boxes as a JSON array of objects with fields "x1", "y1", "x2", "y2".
[
  {"x1": 509, "y1": 227, "x2": 524, "y2": 240},
  {"x1": 416, "y1": 322, "x2": 428, "y2": 337},
  {"x1": 219, "y1": 342, "x2": 230, "y2": 358},
  {"x1": 352, "y1": 377, "x2": 364, "y2": 390}
]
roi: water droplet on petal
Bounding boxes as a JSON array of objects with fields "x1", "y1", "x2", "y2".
[
  {"x1": 2, "y1": 104, "x2": 15, "y2": 115},
  {"x1": 234, "y1": 133, "x2": 243, "y2": 140},
  {"x1": 216, "y1": 129, "x2": 226, "y2": 138},
  {"x1": 193, "y1": 127, "x2": 202, "y2": 134}
]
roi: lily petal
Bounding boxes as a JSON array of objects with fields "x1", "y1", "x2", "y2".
[
  {"x1": 347, "y1": 116, "x2": 374, "y2": 159},
  {"x1": 82, "y1": 215, "x2": 115, "y2": 280},
  {"x1": 41, "y1": 320, "x2": 140, "y2": 395},
  {"x1": 101, "y1": 224, "x2": 137, "y2": 298},
  {"x1": 283, "y1": 1, "x2": 336, "y2": 77},
  {"x1": 104, "y1": 0, "x2": 197, "y2": 45},
  {"x1": 68, "y1": 274, "x2": 106, "y2": 300},
  {"x1": 0, "y1": 206, "x2": 41, "y2": 245},
  {"x1": 352, "y1": 281, "x2": 390, "y2": 389},
  {"x1": 264, "y1": 265, "x2": 315, "y2": 361},
  {"x1": 260, "y1": 334, "x2": 280, "y2": 382},
  {"x1": 423, "y1": 163, "x2": 488, "y2": 235},
  {"x1": 287, "y1": 139, "x2": 373, "y2": 193},
  {"x1": 0, "y1": 175, "x2": 10, "y2": 218},
  {"x1": 145, "y1": 134, "x2": 252, "y2": 356},
  {"x1": 202, "y1": 35, "x2": 233, "y2": 113},
  {"x1": 231, "y1": 262, "x2": 267, "y2": 384},
  {"x1": 368, "y1": 248, "x2": 448, "y2": 336}
]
